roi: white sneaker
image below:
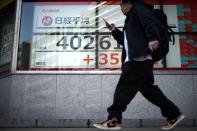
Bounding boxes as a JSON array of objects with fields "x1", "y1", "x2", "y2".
[
  {"x1": 161, "y1": 114, "x2": 185, "y2": 130},
  {"x1": 93, "y1": 118, "x2": 121, "y2": 130}
]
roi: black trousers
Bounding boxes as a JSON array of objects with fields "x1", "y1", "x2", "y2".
[{"x1": 107, "y1": 60, "x2": 180, "y2": 123}]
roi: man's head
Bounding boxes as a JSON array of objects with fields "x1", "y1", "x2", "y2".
[
  {"x1": 120, "y1": 0, "x2": 142, "y2": 15},
  {"x1": 120, "y1": 0, "x2": 133, "y2": 15},
  {"x1": 121, "y1": 0, "x2": 132, "y2": 4},
  {"x1": 121, "y1": 0, "x2": 142, "y2": 4}
]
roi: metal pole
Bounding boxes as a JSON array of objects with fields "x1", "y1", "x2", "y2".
[
  {"x1": 95, "y1": 0, "x2": 100, "y2": 69},
  {"x1": 11, "y1": 0, "x2": 22, "y2": 73}
]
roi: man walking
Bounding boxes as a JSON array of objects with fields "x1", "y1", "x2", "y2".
[{"x1": 93, "y1": 0, "x2": 184, "y2": 130}]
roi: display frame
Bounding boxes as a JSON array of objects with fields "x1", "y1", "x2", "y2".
[{"x1": 12, "y1": 0, "x2": 197, "y2": 74}]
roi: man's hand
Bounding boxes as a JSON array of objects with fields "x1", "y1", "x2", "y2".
[
  {"x1": 148, "y1": 40, "x2": 159, "y2": 52},
  {"x1": 105, "y1": 23, "x2": 116, "y2": 31},
  {"x1": 103, "y1": 19, "x2": 116, "y2": 31},
  {"x1": 108, "y1": 24, "x2": 116, "y2": 31}
]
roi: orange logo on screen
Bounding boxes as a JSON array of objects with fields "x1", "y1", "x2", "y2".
[{"x1": 42, "y1": 16, "x2": 53, "y2": 26}]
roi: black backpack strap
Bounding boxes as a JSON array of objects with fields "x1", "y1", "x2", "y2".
[{"x1": 167, "y1": 26, "x2": 175, "y2": 45}]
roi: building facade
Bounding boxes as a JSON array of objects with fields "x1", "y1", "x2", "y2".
[{"x1": 0, "y1": 0, "x2": 197, "y2": 127}]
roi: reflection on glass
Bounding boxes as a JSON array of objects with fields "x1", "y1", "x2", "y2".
[
  {"x1": 18, "y1": 0, "x2": 197, "y2": 71},
  {"x1": 0, "y1": 0, "x2": 15, "y2": 74}
]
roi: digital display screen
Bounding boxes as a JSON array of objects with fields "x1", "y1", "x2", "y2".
[
  {"x1": 30, "y1": 2, "x2": 124, "y2": 70},
  {"x1": 18, "y1": 0, "x2": 197, "y2": 71}
]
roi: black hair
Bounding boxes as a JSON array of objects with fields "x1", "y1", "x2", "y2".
[{"x1": 121, "y1": 0, "x2": 142, "y2": 4}]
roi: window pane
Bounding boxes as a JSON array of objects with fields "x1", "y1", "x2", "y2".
[
  {"x1": 18, "y1": 0, "x2": 197, "y2": 72},
  {"x1": 98, "y1": 3, "x2": 124, "y2": 69},
  {"x1": 163, "y1": 0, "x2": 197, "y2": 68},
  {"x1": 18, "y1": 1, "x2": 98, "y2": 71},
  {"x1": 179, "y1": 34, "x2": 197, "y2": 68},
  {"x1": 0, "y1": 0, "x2": 16, "y2": 75}
]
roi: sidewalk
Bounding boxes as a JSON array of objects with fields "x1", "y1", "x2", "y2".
[{"x1": 0, "y1": 127, "x2": 197, "y2": 131}]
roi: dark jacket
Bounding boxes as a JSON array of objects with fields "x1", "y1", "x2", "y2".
[{"x1": 112, "y1": 2, "x2": 160, "y2": 64}]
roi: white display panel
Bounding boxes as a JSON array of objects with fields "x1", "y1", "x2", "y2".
[
  {"x1": 164, "y1": 5, "x2": 181, "y2": 68},
  {"x1": 31, "y1": 34, "x2": 96, "y2": 68},
  {"x1": 30, "y1": 3, "x2": 125, "y2": 70},
  {"x1": 29, "y1": 2, "x2": 182, "y2": 70},
  {"x1": 31, "y1": 3, "x2": 97, "y2": 69}
]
